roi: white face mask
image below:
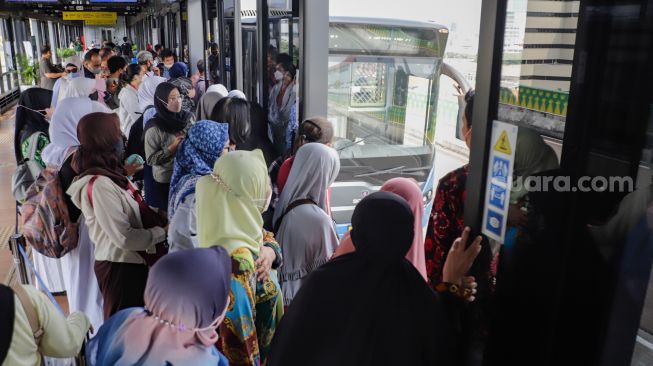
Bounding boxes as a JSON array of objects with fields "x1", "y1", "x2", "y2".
[
  {"x1": 274, "y1": 70, "x2": 284, "y2": 81},
  {"x1": 164, "y1": 62, "x2": 174, "y2": 69},
  {"x1": 159, "y1": 96, "x2": 182, "y2": 113}
]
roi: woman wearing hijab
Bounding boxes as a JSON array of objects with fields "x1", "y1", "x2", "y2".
[
  {"x1": 117, "y1": 64, "x2": 144, "y2": 135},
  {"x1": 196, "y1": 84, "x2": 228, "y2": 121},
  {"x1": 168, "y1": 62, "x2": 196, "y2": 114},
  {"x1": 86, "y1": 247, "x2": 231, "y2": 366},
  {"x1": 168, "y1": 120, "x2": 230, "y2": 252},
  {"x1": 273, "y1": 143, "x2": 340, "y2": 305},
  {"x1": 332, "y1": 177, "x2": 428, "y2": 279},
  {"x1": 67, "y1": 112, "x2": 167, "y2": 319},
  {"x1": 125, "y1": 75, "x2": 166, "y2": 186},
  {"x1": 60, "y1": 76, "x2": 103, "y2": 104},
  {"x1": 14, "y1": 88, "x2": 52, "y2": 166},
  {"x1": 144, "y1": 82, "x2": 194, "y2": 211},
  {"x1": 51, "y1": 55, "x2": 83, "y2": 108},
  {"x1": 41, "y1": 97, "x2": 111, "y2": 332},
  {"x1": 196, "y1": 150, "x2": 283, "y2": 366},
  {"x1": 268, "y1": 192, "x2": 483, "y2": 366},
  {"x1": 13, "y1": 88, "x2": 71, "y2": 295}
]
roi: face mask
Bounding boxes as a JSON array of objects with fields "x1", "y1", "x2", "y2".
[
  {"x1": 274, "y1": 70, "x2": 284, "y2": 81},
  {"x1": 164, "y1": 63, "x2": 174, "y2": 69},
  {"x1": 91, "y1": 67, "x2": 102, "y2": 75},
  {"x1": 158, "y1": 96, "x2": 182, "y2": 113}
]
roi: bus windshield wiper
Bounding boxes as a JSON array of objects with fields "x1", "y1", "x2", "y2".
[
  {"x1": 354, "y1": 165, "x2": 430, "y2": 178},
  {"x1": 336, "y1": 133, "x2": 375, "y2": 151}
]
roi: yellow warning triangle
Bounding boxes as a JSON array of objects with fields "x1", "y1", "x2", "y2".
[{"x1": 494, "y1": 130, "x2": 512, "y2": 154}]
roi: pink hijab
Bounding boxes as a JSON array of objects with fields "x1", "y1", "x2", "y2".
[{"x1": 332, "y1": 177, "x2": 427, "y2": 280}]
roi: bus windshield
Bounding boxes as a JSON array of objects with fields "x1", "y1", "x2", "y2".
[{"x1": 327, "y1": 21, "x2": 446, "y2": 186}]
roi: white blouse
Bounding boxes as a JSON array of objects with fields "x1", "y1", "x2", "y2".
[{"x1": 118, "y1": 84, "x2": 140, "y2": 136}]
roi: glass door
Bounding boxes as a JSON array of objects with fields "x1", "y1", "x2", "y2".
[{"x1": 464, "y1": 0, "x2": 653, "y2": 365}]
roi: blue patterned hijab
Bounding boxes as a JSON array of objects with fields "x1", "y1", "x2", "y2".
[{"x1": 169, "y1": 120, "x2": 230, "y2": 219}]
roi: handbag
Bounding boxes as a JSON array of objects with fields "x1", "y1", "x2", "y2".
[{"x1": 87, "y1": 176, "x2": 168, "y2": 267}]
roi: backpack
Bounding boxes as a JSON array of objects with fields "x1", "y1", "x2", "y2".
[
  {"x1": 12, "y1": 132, "x2": 45, "y2": 203},
  {"x1": 21, "y1": 163, "x2": 79, "y2": 258}
]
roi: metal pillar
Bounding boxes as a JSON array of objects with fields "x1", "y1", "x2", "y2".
[
  {"x1": 256, "y1": 0, "x2": 269, "y2": 107},
  {"x1": 298, "y1": 0, "x2": 328, "y2": 118},
  {"x1": 187, "y1": 0, "x2": 205, "y2": 75},
  {"x1": 234, "y1": 0, "x2": 243, "y2": 91}
]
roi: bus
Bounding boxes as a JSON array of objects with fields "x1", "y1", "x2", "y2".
[
  {"x1": 325, "y1": 17, "x2": 469, "y2": 236},
  {"x1": 231, "y1": 12, "x2": 470, "y2": 237}
]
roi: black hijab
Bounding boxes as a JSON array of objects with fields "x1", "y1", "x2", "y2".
[
  {"x1": 145, "y1": 82, "x2": 192, "y2": 135},
  {"x1": 268, "y1": 192, "x2": 458, "y2": 366},
  {"x1": 14, "y1": 88, "x2": 52, "y2": 162}
]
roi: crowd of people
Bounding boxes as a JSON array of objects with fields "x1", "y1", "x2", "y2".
[{"x1": 2, "y1": 41, "x2": 503, "y2": 366}]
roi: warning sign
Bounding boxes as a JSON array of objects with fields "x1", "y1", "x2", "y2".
[
  {"x1": 482, "y1": 121, "x2": 518, "y2": 243},
  {"x1": 494, "y1": 130, "x2": 512, "y2": 155}
]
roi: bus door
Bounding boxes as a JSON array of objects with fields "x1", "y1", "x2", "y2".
[{"x1": 463, "y1": 0, "x2": 653, "y2": 364}]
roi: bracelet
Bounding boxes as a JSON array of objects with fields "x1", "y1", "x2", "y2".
[
  {"x1": 435, "y1": 282, "x2": 473, "y2": 300},
  {"x1": 435, "y1": 282, "x2": 460, "y2": 295}
]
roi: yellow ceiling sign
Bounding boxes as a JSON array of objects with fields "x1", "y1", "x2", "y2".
[
  {"x1": 85, "y1": 19, "x2": 117, "y2": 26},
  {"x1": 63, "y1": 11, "x2": 117, "y2": 21}
]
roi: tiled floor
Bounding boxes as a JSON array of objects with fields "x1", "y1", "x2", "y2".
[{"x1": 0, "y1": 106, "x2": 69, "y2": 313}]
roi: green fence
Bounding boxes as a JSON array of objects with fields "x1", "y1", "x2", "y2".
[{"x1": 499, "y1": 86, "x2": 569, "y2": 116}]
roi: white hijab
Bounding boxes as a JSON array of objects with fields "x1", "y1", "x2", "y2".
[
  {"x1": 227, "y1": 89, "x2": 247, "y2": 100},
  {"x1": 273, "y1": 143, "x2": 340, "y2": 226},
  {"x1": 272, "y1": 143, "x2": 341, "y2": 305},
  {"x1": 61, "y1": 77, "x2": 97, "y2": 100},
  {"x1": 206, "y1": 84, "x2": 228, "y2": 97},
  {"x1": 41, "y1": 97, "x2": 112, "y2": 168},
  {"x1": 138, "y1": 75, "x2": 167, "y2": 112}
]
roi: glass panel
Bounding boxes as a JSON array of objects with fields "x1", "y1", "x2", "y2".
[{"x1": 484, "y1": 0, "x2": 653, "y2": 364}]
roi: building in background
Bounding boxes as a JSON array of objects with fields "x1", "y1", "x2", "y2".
[{"x1": 519, "y1": 0, "x2": 580, "y2": 92}]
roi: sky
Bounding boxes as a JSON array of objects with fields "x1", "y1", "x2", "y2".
[{"x1": 330, "y1": 0, "x2": 483, "y2": 41}]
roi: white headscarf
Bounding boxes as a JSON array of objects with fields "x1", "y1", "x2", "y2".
[
  {"x1": 41, "y1": 97, "x2": 112, "y2": 168},
  {"x1": 138, "y1": 75, "x2": 167, "y2": 112},
  {"x1": 60, "y1": 77, "x2": 97, "y2": 100},
  {"x1": 272, "y1": 143, "x2": 341, "y2": 304},
  {"x1": 206, "y1": 84, "x2": 228, "y2": 97},
  {"x1": 62, "y1": 55, "x2": 82, "y2": 69},
  {"x1": 227, "y1": 89, "x2": 247, "y2": 100},
  {"x1": 273, "y1": 143, "x2": 340, "y2": 226}
]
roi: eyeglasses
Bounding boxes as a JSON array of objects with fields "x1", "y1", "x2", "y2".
[{"x1": 167, "y1": 95, "x2": 182, "y2": 101}]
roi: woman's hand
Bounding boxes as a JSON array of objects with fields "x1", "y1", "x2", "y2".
[
  {"x1": 124, "y1": 161, "x2": 143, "y2": 177},
  {"x1": 256, "y1": 246, "x2": 276, "y2": 282},
  {"x1": 167, "y1": 135, "x2": 184, "y2": 154},
  {"x1": 442, "y1": 227, "x2": 483, "y2": 285}
]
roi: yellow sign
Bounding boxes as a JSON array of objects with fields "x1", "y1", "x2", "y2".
[
  {"x1": 63, "y1": 11, "x2": 117, "y2": 22},
  {"x1": 493, "y1": 130, "x2": 512, "y2": 155},
  {"x1": 85, "y1": 19, "x2": 117, "y2": 26}
]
